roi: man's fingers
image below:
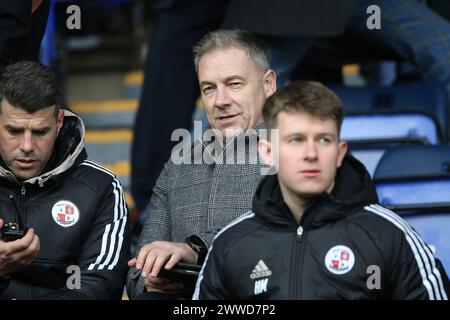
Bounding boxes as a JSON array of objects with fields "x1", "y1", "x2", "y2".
[
  {"x1": 19, "y1": 229, "x2": 36, "y2": 251},
  {"x1": 145, "y1": 271, "x2": 186, "y2": 291},
  {"x1": 136, "y1": 242, "x2": 187, "y2": 277},
  {"x1": 1, "y1": 229, "x2": 35, "y2": 256},
  {"x1": 13, "y1": 228, "x2": 35, "y2": 250},
  {"x1": 145, "y1": 275, "x2": 171, "y2": 286},
  {"x1": 141, "y1": 254, "x2": 157, "y2": 278},
  {"x1": 136, "y1": 245, "x2": 152, "y2": 270},
  {"x1": 150, "y1": 254, "x2": 171, "y2": 277},
  {"x1": 164, "y1": 253, "x2": 182, "y2": 270},
  {"x1": 21, "y1": 251, "x2": 37, "y2": 266},
  {"x1": 146, "y1": 279, "x2": 185, "y2": 293},
  {"x1": 9, "y1": 234, "x2": 39, "y2": 264},
  {"x1": 29, "y1": 234, "x2": 40, "y2": 255},
  {"x1": 128, "y1": 257, "x2": 137, "y2": 268}
]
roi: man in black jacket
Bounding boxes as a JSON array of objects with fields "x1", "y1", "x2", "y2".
[
  {"x1": 0, "y1": 61, "x2": 130, "y2": 299},
  {"x1": 194, "y1": 81, "x2": 449, "y2": 300}
]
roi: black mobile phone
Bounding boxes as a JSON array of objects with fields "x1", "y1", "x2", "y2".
[
  {"x1": 158, "y1": 262, "x2": 201, "y2": 286},
  {"x1": 0, "y1": 222, "x2": 28, "y2": 242}
]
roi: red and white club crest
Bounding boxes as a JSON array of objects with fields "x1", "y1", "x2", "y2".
[
  {"x1": 51, "y1": 200, "x2": 80, "y2": 228},
  {"x1": 324, "y1": 245, "x2": 355, "y2": 275}
]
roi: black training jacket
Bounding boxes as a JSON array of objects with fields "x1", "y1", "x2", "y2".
[
  {"x1": 194, "y1": 156, "x2": 449, "y2": 300},
  {"x1": 0, "y1": 110, "x2": 130, "y2": 299}
]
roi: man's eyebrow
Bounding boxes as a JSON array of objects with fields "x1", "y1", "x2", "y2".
[
  {"x1": 199, "y1": 80, "x2": 215, "y2": 87},
  {"x1": 32, "y1": 127, "x2": 51, "y2": 132},
  {"x1": 281, "y1": 132, "x2": 303, "y2": 140},
  {"x1": 282, "y1": 131, "x2": 337, "y2": 138},
  {"x1": 4, "y1": 124, "x2": 51, "y2": 132},
  {"x1": 317, "y1": 132, "x2": 338, "y2": 138},
  {"x1": 200, "y1": 75, "x2": 245, "y2": 87},
  {"x1": 4, "y1": 124, "x2": 22, "y2": 130},
  {"x1": 283, "y1": 132, "x2": 302, "y2": 137},
  {"x1": 223, "y1": 75, "x2": 244, "y2": 82}
]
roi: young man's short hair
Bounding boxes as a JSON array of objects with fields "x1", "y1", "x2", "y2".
[
  {"x1": 262, "y1": 80, "x2": 344, "y2": 135},
  {"x1": 0, "y1": 61, "x2": 62, "y2": 116}
]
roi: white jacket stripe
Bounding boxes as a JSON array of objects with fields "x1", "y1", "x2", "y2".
[
  {"x1": 370, "y1": 204, "x2": 448, "y2": 300},
  {"x1": 81, "y1": 161, "x2": 128, "y2": 271},
  {"x1": 365, "y1": 204, "x2": 447, "y2": 300},
  {"x1": 98, "y1": 181, "x2": 121, "y2": 270},
  {"x1": 193, "y1": 211, "x2": 255, "y2": 300},
  {"x1": 108, "y1": 181, "x2": 127, "y2": 270}
]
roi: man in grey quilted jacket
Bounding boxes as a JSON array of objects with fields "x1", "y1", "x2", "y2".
[{"x1": 127, "y1": 29, "x2": 277, "y2": 299}]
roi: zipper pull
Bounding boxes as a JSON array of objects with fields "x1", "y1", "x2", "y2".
[
  {"x1": 297, "y1": 226, "x2": 304, "y2": 241},
  {"x1": 21, "y1": 186, "x2": 26, "y2": 196}
]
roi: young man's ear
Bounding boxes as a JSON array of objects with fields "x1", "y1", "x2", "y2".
[
  {"x1": 336, "y1": 140, "x2": 348, "y2": 168},
  {"x1": 263, "y1": 69, "x2": 277, "y2": 98},
  {"x1": 56, "y1": 109, "x2": 64, "y2": 135},
  {"x1": 258, "y1": 139, "x2": 273, "y2": 166}
]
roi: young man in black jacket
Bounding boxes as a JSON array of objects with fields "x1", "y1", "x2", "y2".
[
  {"x1": 194, "y1": 81, "x2": 449, "y2": 300},
  {"x1": 0, "y1": 61, "x2": 130, "y2": 299}
]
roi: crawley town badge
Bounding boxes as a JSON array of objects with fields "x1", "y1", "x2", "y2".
[
  {"x1": 324, "y1": 245, "x2": 355, "y2": 275},
  {"x1": 52, "y1": 200, "x2": 80, "y2": 227}
]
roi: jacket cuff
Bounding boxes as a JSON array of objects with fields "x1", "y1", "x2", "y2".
[{"x1": 185, "y1": 235, "x2": 207, "y2": 265}]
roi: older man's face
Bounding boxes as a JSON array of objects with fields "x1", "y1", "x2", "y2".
[
  {"x1": 198, "y1": 47, "x2": 276, "y2": 137},
  {"x1": 0, "y1": 98, "x2": 63, "y2": 180}
]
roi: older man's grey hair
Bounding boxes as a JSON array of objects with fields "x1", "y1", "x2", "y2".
[{"x1": 193, "y1": 29, "x2": 270, "y2": 73}]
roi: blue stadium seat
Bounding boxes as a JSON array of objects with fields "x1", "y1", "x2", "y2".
[
  {"x1": 341, "y1": 110, "x2": 441, "y2": 176},
  {"x1": 371, "y1": 204, "x2": 450, "y2": 274},
  {"x1": 400, "y1": 210, "x2": 450, "y2": 273},
  {"x1": 374, "y1": 144, "x2": 450, "y2": 206},
  {"x1": 373, "y1": 144, "x2": 450, "y2": 272},
  {"x1": 375, "y1": 178, "x2": 450, "y2": 206},
  {"x1": 341, "y1": 111, "x2": 441, "y2": 144},
  {"x1": 374, "y1": 144, "x2": 450, "y2": 181},
  {"x1": 329, "y1": 79, "x2": 449, "y2": 140}
]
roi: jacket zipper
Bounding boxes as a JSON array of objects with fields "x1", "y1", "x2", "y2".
[
  {"x1": 289, "y1": 224, "x2": 304, "y2": 299},
  {"x1": 18, "y1": 185, "x2": 27, "y2": 225},
  {"x1": 291, "y1": 211, "x2": 315, "y2": 299}
]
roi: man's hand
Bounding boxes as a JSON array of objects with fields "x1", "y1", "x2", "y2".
[
  {"x1": 0, "y1": 219, "x2": 40, "y2": 277},
  {"x1": 128, "y1": 241, "x2": 197, "y2": 293},
  {"x1": 143, "y1": 274, "x2": 187, "y2": 294}
]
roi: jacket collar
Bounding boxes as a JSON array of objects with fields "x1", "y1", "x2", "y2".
[
  {"x1": 0, "y1": 109, "x2": 86, "y2": 186},
  {"x1": 192, "y1": 122, "x2": 267, "y2": 165}
]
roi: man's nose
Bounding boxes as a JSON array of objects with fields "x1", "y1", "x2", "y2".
[
  {"x1": 304, "y1": 140, "x2": 318, "y2": 161},
  {"x1": 20, "y1": 132, "x2": 34, "y2": 154},
  {"x1": 214, "y1": 87, "x2": 232, "y2": 108}
]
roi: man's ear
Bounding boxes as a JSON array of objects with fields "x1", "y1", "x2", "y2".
[
  {"x1": 337, "y1": 140, "x2": 348, "y2": 168},
  {"x1": 258, "y1": 139, "x2": 273, "y2": 166},
  {"x1": 263, "y1": 69, "x2": 277, "y2": 98},
  {"x1": 56, "y1": 109, "x2": 64, "y2": 135}
]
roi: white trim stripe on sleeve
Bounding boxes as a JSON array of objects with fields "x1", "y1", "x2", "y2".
[
  {"x1": 81, "y1": 160, "x2": 128, "y2": 271},
  {"x1": 108, "y1": 181, "x2": 128, "y2": 270},
  {"x1": 193, "y1": 211, "x2": 255, "y2": 300},
  {"x1": 98, "y1": 181, "x2": 122, "y2": 269},
  {"x1": 365, "y1": 204, "x2": 448, "y2": 300}
]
